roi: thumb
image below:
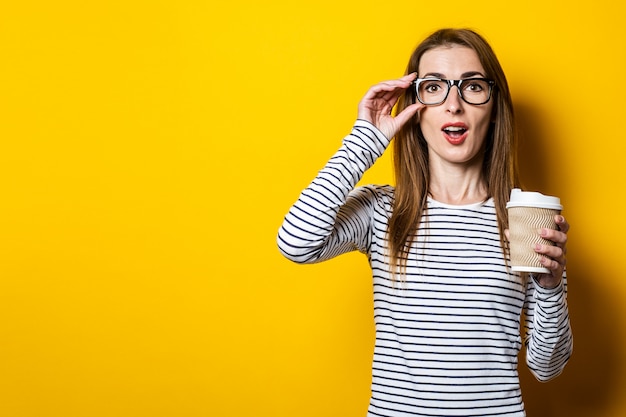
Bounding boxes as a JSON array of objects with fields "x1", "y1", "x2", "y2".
[{"x1": 393, "y1": 103, "x2": 423, "y2": 131}]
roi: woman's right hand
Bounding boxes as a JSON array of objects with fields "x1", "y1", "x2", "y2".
[{"x1": 357, "y1": 73, "x2": 424, "y2": 140}]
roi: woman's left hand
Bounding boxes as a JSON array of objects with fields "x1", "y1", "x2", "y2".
[{"x1": 533, "y1": 215, "x2": 569, "y2": 288}]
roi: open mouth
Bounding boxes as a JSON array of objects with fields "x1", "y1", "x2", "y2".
[{"x1": 442, "y1": 126, "x2": 468, "y2": 139}]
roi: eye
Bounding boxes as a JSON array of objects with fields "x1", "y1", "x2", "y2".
[
  {"x1": 426, "y1": 84, "x2": 440, "y2": 93},
  {"x1": 421, "y1": 80, "x2": 445, "y2": 93},
  {"x1": 463, "y1": 79, "x2": 487, "y2": 92}
]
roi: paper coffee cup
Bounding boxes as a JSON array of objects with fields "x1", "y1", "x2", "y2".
[{"x1": 506, "y1": 189, "x2": 563, "y2": 273}]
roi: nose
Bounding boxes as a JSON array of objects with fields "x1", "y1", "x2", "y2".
[{"x1": 445, "y1": 85, "x2": 463, "y2": 113}]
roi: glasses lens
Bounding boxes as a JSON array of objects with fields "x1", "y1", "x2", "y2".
[
  {"x1": 416, "y1": 79, "x2": 448, "y2": 105},
  {"x1": 416, "y1": 78, "x2": 494, "y2": 105},
  {"x1": 459, "y1": 79, "x2": 492, "y2": 104}
]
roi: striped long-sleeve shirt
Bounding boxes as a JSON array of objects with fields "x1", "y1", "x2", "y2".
[{"x1": 277, "y1": 120, "x2": 572, "y2": 417}]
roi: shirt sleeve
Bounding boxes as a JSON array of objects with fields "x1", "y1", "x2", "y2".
[
  {"x1": 523, "y1": 273, "x2": 573, "y2": 381},
  {"x1": 277, "y1": 120, "x2": 390, "y2": 264}
]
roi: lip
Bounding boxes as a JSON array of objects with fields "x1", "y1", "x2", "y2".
[{"x1": 441, "y1": 122, "x2": 469, "y2": 145}]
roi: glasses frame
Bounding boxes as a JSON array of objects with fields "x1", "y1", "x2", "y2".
[{"x1": 414, "y1": 77, "x2": 496, "y2": 106}]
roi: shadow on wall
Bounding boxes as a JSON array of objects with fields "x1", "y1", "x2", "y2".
[
  {"x1": 514, "y1": 102, "x2": 623, "y2": 416},
  {"x1": 519, "y1": 270, "x2": 623, "y2": 416}
]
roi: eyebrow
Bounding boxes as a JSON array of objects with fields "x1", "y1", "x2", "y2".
[{"x1": 422, "y1": 71, "x2": 486, "y2": 79}]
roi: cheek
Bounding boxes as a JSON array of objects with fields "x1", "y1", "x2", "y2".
[
  {"x1": 471, "y1": 108, "x2": 495, "y2": 140},
  {"x1": 417, "y1": 112, "x2": 439, "y2": 140},
  {"x1": 474, "y1": 120, "x2": 491, "y2": 139},
  {"x1": 481, "y1": 117, "x2": 495, "y2": 138}
]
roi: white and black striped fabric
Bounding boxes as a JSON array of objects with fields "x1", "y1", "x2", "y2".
[{"x1": 278, "y1": 120, "x2": 572, "y2": 417}]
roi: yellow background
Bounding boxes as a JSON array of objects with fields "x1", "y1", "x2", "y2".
[{"x1": 1, "y1": 1, "x2": 625, "y2": 416}]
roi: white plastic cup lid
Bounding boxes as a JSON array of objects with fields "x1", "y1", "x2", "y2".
[{"x1": 506, "y1": 188, "x2": 562, "y2": 210}]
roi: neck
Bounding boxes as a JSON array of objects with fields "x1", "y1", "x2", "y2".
[{"x1": 428, "y1": 159, "x2": 488, "y2": 205}]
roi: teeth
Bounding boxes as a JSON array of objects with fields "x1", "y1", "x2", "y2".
[{"x1": 444, "y1": 126, "x2": 466, "y2": 132}]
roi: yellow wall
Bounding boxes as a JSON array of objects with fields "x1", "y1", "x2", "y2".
[{"x1": 1, "y1": 1, "x2": 625, "y2": 416}]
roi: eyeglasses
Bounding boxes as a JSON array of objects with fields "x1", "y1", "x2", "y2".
[{"x1": 414, "y1": 78, "x2": 495, "y2": 105}]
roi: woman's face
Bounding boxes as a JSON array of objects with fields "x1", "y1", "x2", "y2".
[{"x1": 417, "y1": 45, "x2": 494, "y2": 167}]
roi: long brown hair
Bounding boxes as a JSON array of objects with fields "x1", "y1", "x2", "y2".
[{"x1": 388, "y1": 28, "x2": 519, "y2": 277}]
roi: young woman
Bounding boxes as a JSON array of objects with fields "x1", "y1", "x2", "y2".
[{"x1": 277, "y1": 28, "x2": 572, "y2": 417}]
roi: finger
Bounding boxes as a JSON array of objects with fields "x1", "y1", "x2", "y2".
[
  {"x1": 371, "y1": 79, "x2": 412, "y2": 94},
  {"x1": 536, "y1": 242, "x2": 565, "y2": 262},
  {"x1": 360, "y1": 86, "x2": 406, "y2": 114},
  {"x1": 539, "y1": 257, "x2": 565, "y2": 282},
  {"x1": 555, "y1": 215, "x2": 570, "y2": 233},
  {"x1": 535, "y1": 247, "x2": 566, "y2": 281},
  {"x1": 381, "y1": 88, "x2": 411, "y2": 109},
  {"x1": 539, "y1": 255, "x2": 564, "y2": 279},
  {"x1": 540, "y1": 227, "x2": 567, "y2": 246},
  {"x1": 387, "y1": 72, "x2": 418, "y2": 85},
  {"x1": 393, "y1": 102, "x2": 424, "y2": 130},
  {"x1": 504, "y1": 229, "x2": 510, "y2": 241},
  {"x1": 367, "y1": 75, "x2": 417, "y2": 96},
  {"x1": 380, "y1": 87, "x2": 407, "y2": 107},
  {"x1": 364, "y1": 84, "x2": 414, "y2": 118}
]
